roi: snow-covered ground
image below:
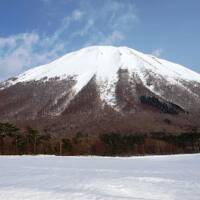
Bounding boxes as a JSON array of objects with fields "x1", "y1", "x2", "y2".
[{"x1": 0, "y1": 154, "x2": 200, "y2": 200}]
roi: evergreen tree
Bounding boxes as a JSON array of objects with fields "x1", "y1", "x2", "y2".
[
  {"x1": 27, "y1": 127, "x2": 40, "y2": 154},
  {"x1": 0, "y1": 122, "x2": 19, "y2": 154}
]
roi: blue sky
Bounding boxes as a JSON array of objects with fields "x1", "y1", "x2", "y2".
[{"x1": 0, "y1": 0, "x2": 200, "y2": 80}]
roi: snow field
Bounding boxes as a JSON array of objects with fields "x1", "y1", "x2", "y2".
[{"x1": 0, "y1": 154, "x2": 200, "y2": 200}]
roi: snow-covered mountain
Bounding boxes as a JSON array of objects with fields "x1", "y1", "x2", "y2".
[{"x1": 0, "y1": 46, "x2": 200, "y2": 133}]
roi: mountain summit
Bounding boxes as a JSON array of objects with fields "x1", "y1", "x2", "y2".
[{"x1": 0, "y1": 46, "x2": 200, "y2": 134}]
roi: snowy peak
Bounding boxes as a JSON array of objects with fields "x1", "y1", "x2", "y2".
[
  {"x1": 4, "y1": 46, "x2": 200, "y2": 84},
  {"x1": 1, "y1": 46, "x2": 200, "y2": 106}
]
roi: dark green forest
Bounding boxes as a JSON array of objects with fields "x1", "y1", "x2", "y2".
[{"x1": 0, "y1": 122, "x2": 200, "y2": 156}]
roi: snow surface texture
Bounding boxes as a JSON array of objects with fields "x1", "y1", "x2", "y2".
[
  {"x1": 0, "y1": 154, "x2": 200, "y2": 200},
  {"x1": 2, "y1": 46, "x2": 200, "y2": 105}
]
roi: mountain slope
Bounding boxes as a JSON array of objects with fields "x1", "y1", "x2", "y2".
[{"x1": 0, "y1": 46, "x2": 200, "y2": 134}]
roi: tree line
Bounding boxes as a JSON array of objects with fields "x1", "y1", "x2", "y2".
[{"x1": 0, "y1": 122, "x2": 200, "y2": 155}]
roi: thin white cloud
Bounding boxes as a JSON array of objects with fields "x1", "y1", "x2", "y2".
[
  {"x1": 0, "y1": 32, "x2": 67, "y2": 80},
  {"x1": 78, "y1": 19, "x2": 94, "y2": 36},
  {"x1": 72, "y1": 0, "x2": 138, "y2": 46},
  {"x1": 151, "y1": 48, "x2": 163, "y2": 57},
  {"x1": 0, "y1": 33, "x2": 41, "y2": 80},
  {"x1": 102, "y1": 31, "x2": 125, "y2": 45},
  {"x1": 72, "y1": 9, "x2": 84, "y2": 21},
  {"x1": 0, "y1": 33, "x2": 38, "y2": 49},
  {"x1": 0, "y1": 0, "x2": 138, "y2": 80}
]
